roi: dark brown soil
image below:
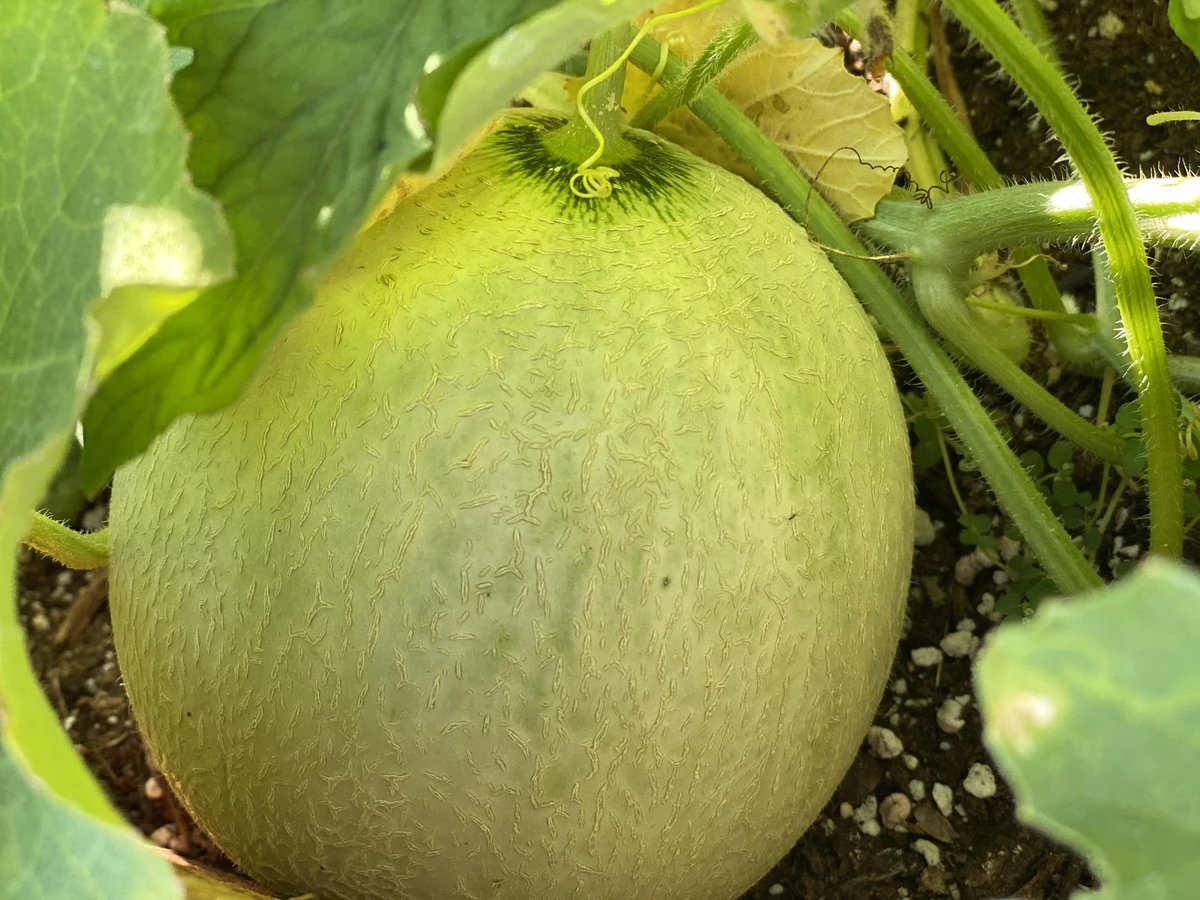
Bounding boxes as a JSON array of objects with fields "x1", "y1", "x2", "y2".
[{"x1": 16, "y1": 2, "x2": 1198, "y2": 898}]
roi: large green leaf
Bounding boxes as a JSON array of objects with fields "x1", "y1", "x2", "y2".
[
  {"x1": 0, "y1": 0, "x2": 229, "y2": 892},
  {"x1": 1170, "y1": 0, "x2": 1200, "y2": 60},
  {"x1": 976, "y1": 559, "x2": 1200, "y2": 899},
  {"x1": 0, "y1": 728, "x2": 179, "y2": 899},
  {"x1": 80, "y1": 0, "x2": 657, "y2": 491},
  {"x1": 0, "y1": 0, "x2": 232, "y2": 492}
]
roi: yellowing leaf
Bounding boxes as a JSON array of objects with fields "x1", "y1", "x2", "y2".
[{"x1": 634, "y1": 3, "x2": 906, "y2": 221}]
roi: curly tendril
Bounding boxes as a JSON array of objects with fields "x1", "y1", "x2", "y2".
[
  {"x1": 569, "y1": 0, "x2": 728, "y2": 199},
  {"x1": 570, "y1": 165, "x2": 622, "y2": 199}
]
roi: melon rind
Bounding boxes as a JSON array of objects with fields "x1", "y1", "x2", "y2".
[{"x1": 110, "y1": 113, "x2": 913, "y2": 900}]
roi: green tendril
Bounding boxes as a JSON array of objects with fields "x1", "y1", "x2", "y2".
[
  {"x1": 1147, "y1": 110, "x2": 1200, "y2": 126},
  {"x1": 570, "y1": 0, "x2": 728, "y2": 199}
]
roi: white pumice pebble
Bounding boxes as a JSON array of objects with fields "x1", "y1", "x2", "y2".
[
  {"x1": 880, "y1": 792, "x2": 912, "y2": 829},
  {"x1": 854, "y1": 796, "x2": 881, "y2": 836},
  {"x1": 854, "y1": 795, "x2": 878, "y2": 824},
  {"x1": 963, "y1": 762, "x2": 998, "y2": 799},
  {"x1": 939, "y1": 630, "x2": 980, "y2": 659},
  {"x1": 998, "y1": 535, "x2": 1022, "y2": 561},
  {"x1": 937, "y1": 696, "x2": 968, "y2": 734},
  {"x1": 902, "y1": 753, "x2": 920, "y2": 771},
  {"x1": 939, "y1": 740, "x2": 951, "y2": 751},
  {"x1": 892, "y1": 677, "x2": 908, "y2": 696},
  {"x1": 839, "y1": 801, "x2": 854, "y2": 819},
  {"x1": 913, "y1": 838, "x2": 943, "y2": 867},
  {"x1": 913, "y1": 506, "x2": 937, "y2": 546},
  {"x1": 991, "y1": 568, "x2": 1010, "y2": 586},
  {"x1": 932, "y1": 782, "x2": 954, "y2": 817},
  {"x1": 908, "y1": 779, "x2": 926, "y2": 801},
  {"x1": 858, "y1": 817, "x2": 882, "y2": 837},
  {"x1": 911, "y1": 646, "x2": 943, "y2": 667},
  {"x1": 867, "y1": 726, "x2": 904, "y2": 759},
  {"x1": 29, "y1": 612, "x2": 50, "y2": 634},
  {"x1": 144, "y1": 776, "x2": 164, "y2": 800},
  {"x1": 956, "y1": 617, "x2": 977, "y2": 633},
  {"x1": 149, "y1": 825, "x2": 175, "y2": 847},
  {"x1": 954, "y1": 547, "x2": 994, "y2": 585},
  {"x1": 767, "y1": 883, "x2": 785, "y2": 896},
  {"x1": 1098, "y1": 11, "x2": 1125, "y2": 38}
]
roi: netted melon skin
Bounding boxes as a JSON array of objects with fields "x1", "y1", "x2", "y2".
[{"x1": 110, "y1": 114, "x2": 913, "y2": 900}]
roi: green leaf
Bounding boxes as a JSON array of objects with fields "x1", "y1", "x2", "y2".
[
  {"x1": 0, "y1": 0, "x2": 232, "y2": 495},
  {"x1": 1047, "y1": 439, "x2": 1075, "y2": 472},
  {"x1": 0, "y1": 733, "x2": 178, "y2": 899},
  {"x1": 1019, "y1": 448, "x2": 1046, "y2": 479},
  {"x1": 79, "y1": 0, "x2": 657, "y2": 491},
  {"x1": 0, "y1": 2, "x2": 232, "y2": 891},
  {"x1": 976, "y1": 559, "x2": 1200, "y2": 899},
  {"x1": 1170, "y1": 0, "x2": 1200, "y2": 60}
]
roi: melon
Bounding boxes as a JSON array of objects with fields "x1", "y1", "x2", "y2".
[{"x1": 109, "y1": 112, "x2": 913, "y2": 899}]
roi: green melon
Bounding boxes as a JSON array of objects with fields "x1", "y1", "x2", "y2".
[{"x1": 109, "y1": 112, "x2": 913, "y2": 899}]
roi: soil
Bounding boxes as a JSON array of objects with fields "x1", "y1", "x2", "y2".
[{"x1": 15, "y1": 2, "x2": 1199, "y2": 898}]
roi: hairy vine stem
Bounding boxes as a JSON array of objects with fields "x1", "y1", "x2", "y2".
[{"x1": 942, "y1": 0, "x2": 1182, "y2": 558}]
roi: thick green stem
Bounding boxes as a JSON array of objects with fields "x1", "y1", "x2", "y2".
[
  {"x1": 24, "y1": 511, "x2": 109, "y2": 570},
  {"x1": 1007, "y1": 0, "x2": 1062, "y2": 68},
  {"x1": 543, "y1": 26, "x2": 636, "y2": 166},
  {"x1": 912, "y1": 262, "x2": 1123, "y2": 465},
  {"x1": 866, "y1": 177, "x2": 1200, "y2": 259},
  {"x1": 943, "y1": 0, "x2": 1182, "y2": 558},
  {"x1": 837, "y1": 10, "x2": 1096, "y2": 366},
  {"x1": 627, "y1": 36, "x2": 1101, "y2": 595}
]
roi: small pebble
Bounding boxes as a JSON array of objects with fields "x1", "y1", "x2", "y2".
[
  {"x1": 998, "y1": 535, "x2": 1022, "y2": 561},
  {"x1": 29, "y1": 612, "x2": 51, "y2": 634},
  {"x1": 144, "y1": 777, "x2": 164, "y2": 801},
  {"x1": 892, "y1": 677, "x2": 908, "y2": 696},
  {"x1": 908, "y1": 779, "x2": 926, "y2": 802},
  {"x1": 880, "y1": 792, "x2": 912, "y2": 829},
  {"x1": 955, "y1": 618, "x2": 977, "y2": 633},
  {"x1": 867, "y1": 726, "x2": 904, "y2": 759},
  {"x1": 932, "y1": 782, "x2": 954, "y2": 817},
  {"x1": 913, "y1": 838, "x2": 943, "y2": 867},
  {"x1": 913, "y1": 506, "x2": 937, "y2": 546},
  {"x1": 1097, "y1": 11, "x2": 1125, "y2": 39},
  {"x1": 963, "y1": 763, "x2": 998, "y2": 799},
  {"x1": 767, "y1": 884, "x2": 785, "y2": 897},
  {"x1": 853, "y1": 795, "x2": 878, "y2": 825},
  {"x1": 936, "y1": 696, "x2": 969, "y2": 734},
  {"x1": 939, "y1": 630, "x2": 980, "y2": 659},
  {"x1": 902, "y1": 753, "x2": 920, "y2": 771},
  {"x1": 148, "y1": 825, "x2": 175, "y2": 847},
  {"x1": 911, "y1": 646, "x2": 943, "y2": 667},
  {"x1": 839, "y1": 801, "x2": 854, "y2": 819},
  {"x1": 858, "y1": 817, "x2": 881, "y2": 837},
  {"x1": 954, "y1": 547, "x2": 994, "y2": 585}
]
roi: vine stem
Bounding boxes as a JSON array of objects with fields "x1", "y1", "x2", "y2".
[
  {"x1": 543, "y1": 26, "x2": 637, "y2": 180},
  {"x1": 626, "y1": 36, "x2": 1101, "y2": 594},
  {"x1": 24, "y1": 511, "x2": 109, "y2": 570},
  {"x1": 942, "y1": 0, "x2": 1182, "y2": 557}
]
